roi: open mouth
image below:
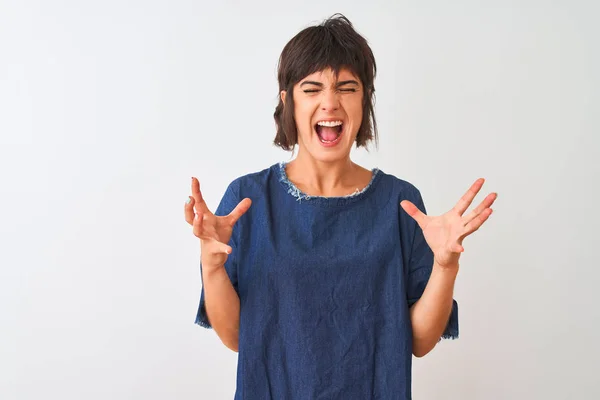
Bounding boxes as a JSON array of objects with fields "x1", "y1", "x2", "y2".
[{"x1": 315, "y1": 120, "x2": 343, "y2": 144}]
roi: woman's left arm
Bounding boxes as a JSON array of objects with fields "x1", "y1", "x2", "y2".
[
  {"x1": 401, "y1": 178, "x2": 497, "y2": 358},
  {"x1": 409, "y1": 263, "x2": 458, "y2": 357}
]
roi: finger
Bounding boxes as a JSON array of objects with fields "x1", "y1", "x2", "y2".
[
  {"x1": 464, "y1": 208, "x2": 493, "y2": 234},
  {"x1": 215, "y1": 239, "x2": 233, "y2": 255},
  {"x1": 400, "y1": 200, "x2": 426, "y2": 227},
  {"x1": 452, "y1": 244, "x2": 465, "y2": 253},
  {"x1": 184, "y1": 196, "x2": 195, "y2": 225},
  {"x1": 204, "y1": 238, "x2": 233, "y2": 255},
  {"x1": 453, "y1": 178, "x2": 485, "y2": 216},
  {"x1": 226, "y1": 198, "x2": 252, "y2": 226},
  {"x1": 193, "y1": 211, "x2": 210, "y2": 240},
  {"x1": 463, "y1": 192, "x2": 497, "y2": 225},
  {"x1": 191, "y1": 177, "x2": 210, "y2": 214}
]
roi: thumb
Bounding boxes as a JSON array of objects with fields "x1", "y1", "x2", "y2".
[
  {"x1": 221, "y1": 243, "x2": 233, "y2": 255},
  {"x1": 228, "y1": 198, "x2": 252, "y2": 225},
  {"x1": 204, "y1": 238, "x2": 233, "y2": 255},
  {"x1": 400, "y1": 200, "x2": 426, "y2": 226}
]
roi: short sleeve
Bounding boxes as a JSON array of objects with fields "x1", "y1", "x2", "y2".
[
  {"x1": 194, "y1": 182, "x2": 240, "y2": 329},
  {"x1": 406, "y1": 189, "x2": 459, "y2": 340}
]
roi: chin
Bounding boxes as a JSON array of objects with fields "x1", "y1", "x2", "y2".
[{"x1": 310, "y1": 144, "x2": 352, "y2": 163}]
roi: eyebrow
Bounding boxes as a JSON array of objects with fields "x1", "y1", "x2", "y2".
[{"x1": 300, "y1": 80, "x2": 360, "y2": 88}]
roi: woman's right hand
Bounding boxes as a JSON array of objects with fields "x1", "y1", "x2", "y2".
[{"x1": 184, "y1": 177, "x2": 251, "y2": 273}]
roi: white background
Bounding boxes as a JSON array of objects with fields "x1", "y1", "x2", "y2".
[{"x1": 1, "y1": 0, "x2": 598, "y2": 399}]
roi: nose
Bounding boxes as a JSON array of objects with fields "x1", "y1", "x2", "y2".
[{"x1": 320, "y1": 89, "x2": 339, "y2": 112}]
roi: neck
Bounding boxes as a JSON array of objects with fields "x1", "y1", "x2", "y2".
[{"x1": 285, "y1": 150, "x2": 358, "y2": 197}]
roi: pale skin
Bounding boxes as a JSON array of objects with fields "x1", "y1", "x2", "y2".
[
  {"x1": 184, "y1": 178, "x2": 251, "y2": 352},
  {"x1": 401, "y1": 181, "x2": 497, "y2": 357},
  {"x1": 185, "y1": 67, "x2": 498, "y2": 357}
]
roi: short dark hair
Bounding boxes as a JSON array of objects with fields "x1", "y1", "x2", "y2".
[{"x1": 273, "y1": 14, "x2": 378, "y2": 151}]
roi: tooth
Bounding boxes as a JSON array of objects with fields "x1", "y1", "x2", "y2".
[{"x1": 317, "y1": 121, "x2": 343, "y2": 126}]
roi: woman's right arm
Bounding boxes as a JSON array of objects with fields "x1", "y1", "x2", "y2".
[
  {"x1": 185, "y1": 177, "x2": 251, "y2": 352},
  {"x1": 202, "y1": 263, "x2": 241, "y2": 352}
]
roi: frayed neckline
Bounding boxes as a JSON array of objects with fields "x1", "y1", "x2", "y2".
[{"x1": 277, "y1": 162, "x2": 380, "y2": 203}]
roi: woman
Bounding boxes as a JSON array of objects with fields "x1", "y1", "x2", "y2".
[{"x1": 184, "y1": 14, "x2": 496, "y2": 399}]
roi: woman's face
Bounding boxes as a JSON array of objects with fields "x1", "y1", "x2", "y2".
[{"x1": 283, "y1": 67, "x2": 364, "y2": 163}]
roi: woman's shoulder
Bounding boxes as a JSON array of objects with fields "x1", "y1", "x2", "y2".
[
  {"x1": 375, "y1": 168, "x2": 424, "y2": 201},
  {"x1": 222, "y1": 163, "x2": 281, "y2": 196}
]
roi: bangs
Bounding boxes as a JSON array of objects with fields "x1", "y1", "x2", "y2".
[
  {"x1": 286, "y1": 26, "x2": 367, "y2": 86},
  {"x1": 277, "y1": 15, "x2": 376, "y2": 90}
]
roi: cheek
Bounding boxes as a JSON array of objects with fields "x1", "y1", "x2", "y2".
[
  {"x1": 295, "y1": 102, "x2": 318, "y2": 132},
  {"x1": 345, "y1": 98, "x2": 363, "y2": 123}
]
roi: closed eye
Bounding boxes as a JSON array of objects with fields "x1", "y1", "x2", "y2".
[{"x1": 303, "y1": 88, "x2": 357, "y2": 93}]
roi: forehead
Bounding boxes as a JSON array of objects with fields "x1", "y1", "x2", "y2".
[{"x1": 300, "y1": 67, "x2": 360, "y2": 84}]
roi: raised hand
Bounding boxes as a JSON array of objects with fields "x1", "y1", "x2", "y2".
[
  {"x1": 184, "y1": 177, "x2": 251, "y2": 272},
  {"x1": 400, "y1": 179, "x2": 497, "y2": 269}
]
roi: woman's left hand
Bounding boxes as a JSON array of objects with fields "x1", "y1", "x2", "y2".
[{"x1": 400, "y1": 179, "x2": 497, "y2": 269}]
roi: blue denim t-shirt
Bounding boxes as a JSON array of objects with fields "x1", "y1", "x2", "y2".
[{"x1": 196, "y1": 162, "x2": 459, "y2": 400}]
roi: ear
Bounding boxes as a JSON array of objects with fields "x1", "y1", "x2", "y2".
[{"x1": 280, "y1": 90, "x2": 287, "y2": 106}]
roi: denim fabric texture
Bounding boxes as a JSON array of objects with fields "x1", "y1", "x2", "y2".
[{"x1": 196, "y1": 162, "x2": 459, "y2": 400}]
